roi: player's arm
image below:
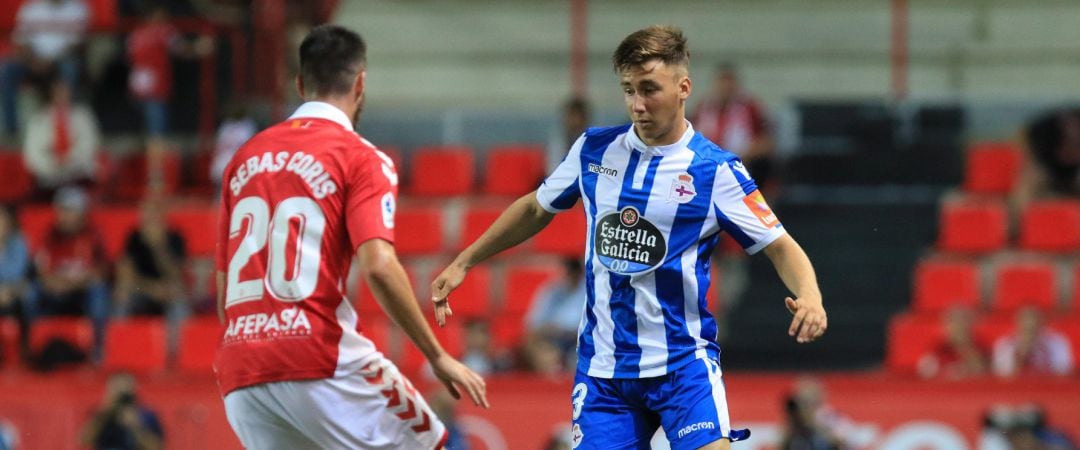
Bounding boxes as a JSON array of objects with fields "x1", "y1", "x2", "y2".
[
  {"x1": 357, "y1": 238, "x2": 489, "y2": 408},
  {"x1": 216, "y1": 271, "x2": 225, "y2": 324},
  {"x1": 762, "y1": 234, "x2": 826, "y2": 343},
  {"x1": 430, "y1": 192, "x2": 554, "y2": 323}
]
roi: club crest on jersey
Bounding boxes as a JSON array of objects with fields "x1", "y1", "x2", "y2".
[
  {"x1": 595, "y1": 206, "x2": 667, "y2": 275},
  {"x1": 667, "y1": 173, "x2": 697, "y2": 204},
  {"x1": 572, "y1": 423, "x2": 583, "y2": 448}
]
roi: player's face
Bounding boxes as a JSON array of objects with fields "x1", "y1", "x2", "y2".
[{"x1": 620, "y1": 60, "x2": 691, "y2": 146}]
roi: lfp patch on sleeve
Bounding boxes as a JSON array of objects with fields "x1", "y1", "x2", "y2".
[{"x1": 742, "y1": 190, "x2": 778, "y2": 228}]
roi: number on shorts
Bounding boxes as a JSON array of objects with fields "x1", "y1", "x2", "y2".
[{"x1": 226, "y1": 196, "x2": 326, "y2": 306}]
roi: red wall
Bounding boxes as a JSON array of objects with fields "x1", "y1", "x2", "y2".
[{"x1": 0, "y1": 371, "x2": 1077, "y2": 450}]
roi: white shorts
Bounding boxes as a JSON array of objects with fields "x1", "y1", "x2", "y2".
[{"x1": 224, "y1": 356, "x2": 448, "y2": 450}]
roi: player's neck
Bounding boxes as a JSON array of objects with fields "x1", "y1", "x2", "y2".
[
  {"x1": 307, "y1": 97, "x2": 358, "y2": 125},
  {"x1": 636, "y1": 116, "x2": 688, "y2": 147}
]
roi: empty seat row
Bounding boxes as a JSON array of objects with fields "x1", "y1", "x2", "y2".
[
  {"x1": 386, "y1": 144, "x2": 548, "y2": 197},
  {"x1": 0, "y1": 316, "x2": 221, "y2": 373},
  {"x1": 394, "y1": 203, "x2": 587, "y2": 257},
  {"x1": 913, "y1": 258, "x2": 1078, "y2": 313},
  {"x1": 938, "y1": 198, "x2": 1080, "y2": 253}
]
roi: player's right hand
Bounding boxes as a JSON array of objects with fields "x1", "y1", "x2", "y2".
[
  {"x1": 431, "y1": 353, "x2": 489, "y2": 408},
  {"x1": 430, "y1": 263, "x2": 467, "y2": 327}
]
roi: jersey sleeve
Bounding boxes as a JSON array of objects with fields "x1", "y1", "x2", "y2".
[
  {"x1": 535, "y1": 134, "x2": 584, "y2": 213},
  {"x1": 712, "y1": 158, "x2": 785, "y2": 254},
  {"x1": 345, "y1": 149, "x2": 397, "y2": 249}
]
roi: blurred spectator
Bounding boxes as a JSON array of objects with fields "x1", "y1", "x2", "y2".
[
  {"x1": 0, "y1": 205, "x2": 32, "y2": 364},
  {"x1": 917, "y1": 306, "x2": 990, "y2": 379},
  {"x1": 22, "y1": 72, "x2": 100, "y2": 200},
  {"x1": 426, "y1": 389, "x2": 470, "y2": 450},
  {"x1": 546, "y1": 96, "x2": 591, "y2": 170},
  {"x1": 460, "y1": 319, "x2": 512, "y2": 376},
  {"x1": 521, "y1": 335, "x2": 566, "y2": 379},
  {"x1": 209, "y1": 99, "x2": 258, "y2": 187},
  {"x1": 80, "y1": 372, "x2": 164, "y2": 450},
  {"x1": 525, "y1": 257, "x2": 585, "y2": 354},
  {"x1": 113, "y1": 198, "x2": 188, "y2": 351},
  {"x1": 0, "y1": 418, "x2": 17, "y2": 450},
  {"x1": 543, "y1": 427, "x2": 573, "y2": 450},
  {"x1": 983, "y1": 404, "x2": 1078, "y2": 450},
  {"x1": 0, "y1": 0, "x2": 88, "y2": 137},
  {"x1": 690, "y1": 63, "x2": 775, "y2": 189},
  {"x1": 126, "y1": 3, "x2": 214, "y2": 189},
  {"x1": 992, "y1": 307, "x2": 1074, "y2": 377},
  {"x1": 25, "y1": 187, "x2": 109, "y2": 361},
  {"x1": 1013, "y1": 108, "x2": 1080, "y2": 209},
  {"x1": 780, "y1": 377, "x2": 855, "y2": 450}
]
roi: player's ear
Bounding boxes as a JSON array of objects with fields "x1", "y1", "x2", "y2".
[
  {"x1": 679, "y1": 74, "x2": 692, "y2": 101},
  {"x1": 353, "y1": 70, "x2": 366, "y2": 103},
  {"x1": 295, "y1": 75, "x2": 306, "y2": 99}
]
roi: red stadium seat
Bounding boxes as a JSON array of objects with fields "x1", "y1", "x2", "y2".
[
  {"x1": 17, "y1": 204, "x2": 54, "y2": 252},
  {"x1": 177, "y1": 316, "x2": 224, "y2": 372},
  {"x1": 458, "y1": 202, "x2": 521, "y2": 256},
  {"x1": 1019, "y1": 200, "x2": 1080, "y2": 252},
  {"x1": 408, "y1": 146, "x2": 474, "y2": 196},
  {"x1": 532, "y1": 207, "x2": 587, "y2": 256},
  {"x1": 937, "y1": 199, "x2": 1007, "y2": 253},
  {"x1": 103, "y1": 319, "x2": 168, "y2": 372},
  {"x1": 91, "y1": 206, "x2": 140, "y2": 261},
  {"x1": 29, "y1": 317, "x2": 93, "y2": 355},
  {"x1": 357, "y1": 314, "x2": 391, "y2": 353},
  {"x1": 1072, "y1": 264, "x2": 1080, "y2": 310},
  {"x1": 501, "y1": 264, "x2": 562, "y2": 316},
  {"x1": 107, "y1": 151, "x2": 181, "y2": 202},
  {"x1": 886, "y1": 312, "x2": 944, "y2": 373},
  {"x1": 445, "y1": 265, "x2": 491, "y2": 319},
  {"x1": 167, "y1": 204, "x2": 219, "y2": 257},
  {"x1": 0, "y1": 152, "x2": 32, "y2": 202},
  {"x1": 393, "y1": 206, "x2": 443, "y2": 256},
  {"x1": 992, "y1": 261, "x2": 1058, "y2": 312},
  {"x1": 86, "y1": 0, "x2": 118, "y2": 31},
  {"x1": 912, "y1": 259, "x2": 981, "y2": 312},
  {"x1": 483, "y1": 145, "x2": 546, "y2": 196},
  {"x1": 0, "y1": 318, "x2": 17, "y2": 366},
  {"x1": 962, "y1": 142, "x2": 1021, "y2": 195}
]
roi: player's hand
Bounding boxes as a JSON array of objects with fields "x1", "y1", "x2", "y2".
[
  {"x1": 430, "y1": 354, "x2": 489, "y2": 409},
  {"x1": 785, "y1": 296, "x2": 827, "y2": 343},
  {"x1": 430, "y1": 263, "x2": 467, "y2": 327}
]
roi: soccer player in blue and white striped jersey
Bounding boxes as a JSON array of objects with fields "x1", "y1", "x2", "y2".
[{"x1": 432, "y1": 25, "x2": 827, "y2": 450}]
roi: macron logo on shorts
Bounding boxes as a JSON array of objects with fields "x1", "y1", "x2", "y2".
[{"x1": 677, "y1": 421, "x2": 715, "y2": 439}]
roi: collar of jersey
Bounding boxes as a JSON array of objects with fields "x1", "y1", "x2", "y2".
[
  {"x1": 626, "y1": 119, "x2": 695, "y2": 156},
  {"x1": 288, "y1": 101, "x2": 355, "y2": 131}
]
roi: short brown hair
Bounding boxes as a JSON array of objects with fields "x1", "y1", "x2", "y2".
[
  {"x1": 299, "y1": 25, "x2": 367, "y2": 97},
  {"x1": 612, "y1": 25, "x2": 689, "y2": 73}
]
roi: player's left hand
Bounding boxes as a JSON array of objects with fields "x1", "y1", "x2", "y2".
[
  {"x1": 785, "y1": 296, "x2": 827, "y2": 343},
  {"x1": 430, "y1": 263, "x2": 467, "y2": 327}
]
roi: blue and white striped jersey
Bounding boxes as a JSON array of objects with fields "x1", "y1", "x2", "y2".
[{"x1": 536, "y1": 122, "x2": 786, "y2": 379}]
